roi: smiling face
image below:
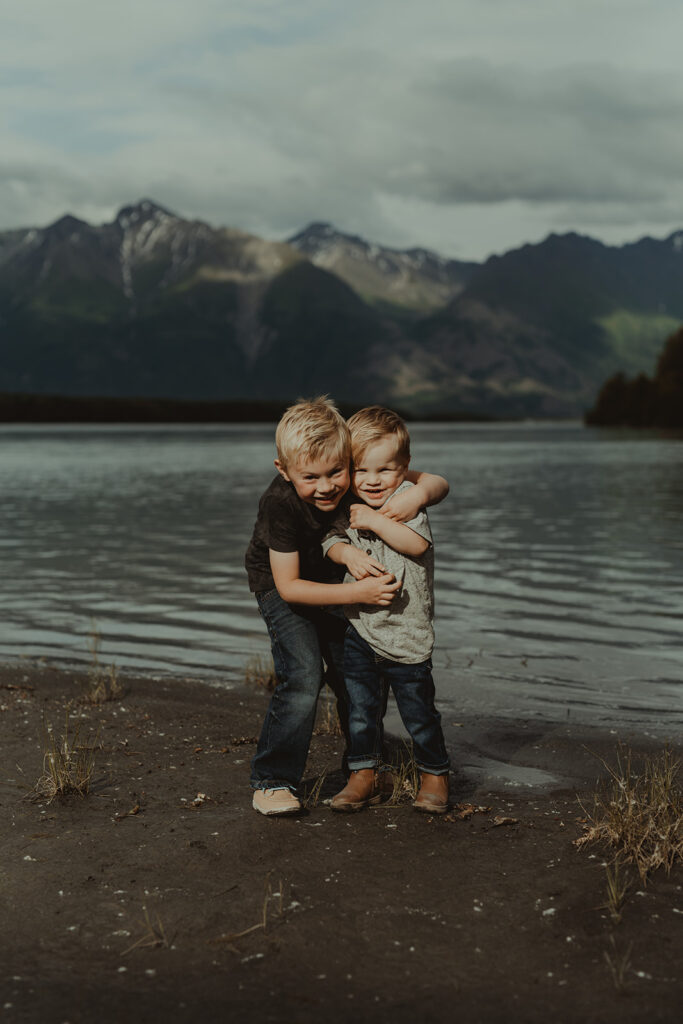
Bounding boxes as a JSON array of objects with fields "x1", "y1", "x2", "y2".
[
  {"x1": 351, "y1": 434, "x2": 408, "y2": 508},
  {"x1": 275, "y1": 452, "x2": 350, "y2": 512}
]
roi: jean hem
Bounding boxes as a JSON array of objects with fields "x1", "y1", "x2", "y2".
[
  {"x1": 250, "y1": 782, "x2": 295, "y2": 792},
  {"x1": 414, "y1": 764, "x2": 450, "y2": 776}
]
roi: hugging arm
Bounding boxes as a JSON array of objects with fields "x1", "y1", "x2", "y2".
[
  {"x1": 348, "y1": 504, "x2": 430, "y2": 557},
  {"x1": 382, "y1": 470, "x2": 448, "y2": 522},
  {"x1": 269, "y1": 550, "x2": 400, "y2": 606},
  {"x1": 326, "y1": 540, "x2": 387, "y2": 580}
]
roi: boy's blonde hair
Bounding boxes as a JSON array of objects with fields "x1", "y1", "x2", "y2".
[
  {"x1": 346, "y1": 406, "x2": 411, "y2": 465},
  {"x1": 276, "y1": 396, "x2": 351, "y2": 470}
]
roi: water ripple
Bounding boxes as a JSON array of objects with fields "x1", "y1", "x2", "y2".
[{"x1": 1, "y1": 422, "x2": 682, "y2": 728}]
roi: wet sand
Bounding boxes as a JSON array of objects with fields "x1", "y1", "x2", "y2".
[{"x1": 1, "y1": 661, "x2": 681, "y2": 1023}]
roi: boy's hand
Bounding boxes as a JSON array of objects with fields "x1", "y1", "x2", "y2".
[
  {"x1": 349, "y1": 503, "x2": 384, "y2": 532},
  {"x1": 356, "y1": 572, "x2": 401, "y2": 606},
  {"x1": 380, "y1": 488, "x2": 424, "y2": 523},
  {"x1": 341, "y1": 546, "x2": 387, "y2": 581}
]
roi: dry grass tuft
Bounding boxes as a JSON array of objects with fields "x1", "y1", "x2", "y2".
[
  {"x1": 575, "y1": 745, "x2": 683, "y2": 883},
  {"x1": 85, "y1": 662, "x2": 125, "y2": 705},
  {"x1": 314, "y1": 689, "x2": 343, "y2": 737},
  {"x1": 122, "y1": 905, "x2": 169, "y2": 956},
  {"x1": 83, "y1": 622, "x2": 125, "y2": 704},
  {"x1": 244, "y1": 654, "x2": 278, "y2": 693},
  {"x1": 383, "y1": 741, "x2": 420, "y2": 805},
  {"x1": 34, "y1": 713, "x2": 99, "y2": 801},
  {"x1": 603, "y1": 934, "x2": 633, "y2": 992},
  {"x1": 302, "y1": 770, "x2": 327, "y2": 809},
  {"x1": 211, "y1": 871, "x2": 284, "y2": 951},
  {"x1": 599, "y1": 856, "x2": 631, "y2": 924}
]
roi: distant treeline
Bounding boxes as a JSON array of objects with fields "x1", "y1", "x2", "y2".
[
  {"x1": 0, "y1": 394, "x2": 292, "y2": 424},
  {"x1": 0, "y1": 392, "x2": 499, "y2": 424},
  {"x1": 585, "y1": 325, "x2": 683, "y2": 428}
]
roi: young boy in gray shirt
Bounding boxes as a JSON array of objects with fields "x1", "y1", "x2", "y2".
[{"x1": 323, "y1": 406, "x2": 450, "y2": 814}]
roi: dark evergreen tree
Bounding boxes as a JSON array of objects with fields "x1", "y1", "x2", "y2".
[{"x1": 585, "y1": 325, "x2": 683, "y2": 427}]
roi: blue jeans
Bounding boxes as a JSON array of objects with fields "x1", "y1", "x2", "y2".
[
  {"x1": 250, "y1": 588, "x2": 350, "y2": 792},
  {"x1": 344, "y1": 625, "x2": 449, "y2": 775}
]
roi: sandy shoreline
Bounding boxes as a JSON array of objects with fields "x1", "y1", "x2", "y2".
[{"x1": 1, "y1": 661, "x2": 681, "y2": 1023}]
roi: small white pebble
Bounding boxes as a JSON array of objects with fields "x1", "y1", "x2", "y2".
[
  {"x1": 542, "y1": 908, "x2": 557, "y2": 917},
  {"x1": 117, "y1": 967, "x2": 127, "y2": 974},
  {"x1": 145, "y1": 969, "x2": 156, "y2": 977}
]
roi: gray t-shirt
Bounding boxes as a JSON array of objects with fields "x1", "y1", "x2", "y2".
[{"x1": 322, "y1": 480, "x2": 434, "y2": 664}]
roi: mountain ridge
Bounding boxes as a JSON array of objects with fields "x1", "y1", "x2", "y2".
[{"x1": 1, "y1": 200, "x2": 682, "y2": 417}]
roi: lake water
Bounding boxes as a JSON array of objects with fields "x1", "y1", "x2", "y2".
[{"x1": 1, "y1": 422, "x2": 682, "y2": 732}]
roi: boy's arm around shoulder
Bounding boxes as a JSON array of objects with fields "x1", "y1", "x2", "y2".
[{"x1": 382, "y1": 470, "x2": 448, "y2": 522}]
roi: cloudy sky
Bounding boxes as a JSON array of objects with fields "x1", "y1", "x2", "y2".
[{"x1": 3, "y1": 0, "x2": 683, "y2": 259}]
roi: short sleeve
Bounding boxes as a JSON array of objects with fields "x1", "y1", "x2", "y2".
[
  {"x1": 322, "y1": 532, "x2": 350, "y2": 556},
  {"x1": 404, "y1": 509, "x2": 432, "y2": 546},
  {"x1": 260, "y1": 492, "x2": 299, "y2": 553},
  {"x1": 322, "y1": 513, "x2": 351, "y2": 556}
]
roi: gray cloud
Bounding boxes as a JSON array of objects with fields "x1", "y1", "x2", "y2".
[{"x1": 2, "y1": 1, "x2": 683, "y2": 258}]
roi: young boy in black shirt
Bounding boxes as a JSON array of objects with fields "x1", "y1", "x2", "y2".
[{"x1": 244, "y1": 396, "x2": 447, "y2": 815}]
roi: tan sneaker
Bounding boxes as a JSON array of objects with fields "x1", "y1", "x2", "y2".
[
  {"x1": 330, "y1": 769, "x2": 384, "y2": 812},
  {"x1": 413, "y1": 773, "x2": 449, "y2": 814},
  {"x1": 252, "y1": 788, "x2": 301, "y2": 816}
]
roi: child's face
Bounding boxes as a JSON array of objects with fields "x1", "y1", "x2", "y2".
[
  {"x1": 352, "y1": 435, "x2": 408, "y2": 508},
  {"x1": 275, "y1": 452, "x2": 350, "y2": 512}
]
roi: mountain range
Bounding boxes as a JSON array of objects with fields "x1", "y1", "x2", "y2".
[{"x1": 1, "y1": 199, "x2": 682, "y2": 417}]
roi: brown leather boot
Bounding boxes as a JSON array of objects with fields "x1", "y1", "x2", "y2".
[
  {"x1": 413, "y1": 772, "x2": 449, "y2": 814},
  {"x1": 330, "y1": 769, "x2": 383, "y2": 812}
]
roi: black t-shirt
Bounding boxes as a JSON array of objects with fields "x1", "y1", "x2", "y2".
[{"x1": 244, "y1": 475, "x2": 349, "y2": 593}]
